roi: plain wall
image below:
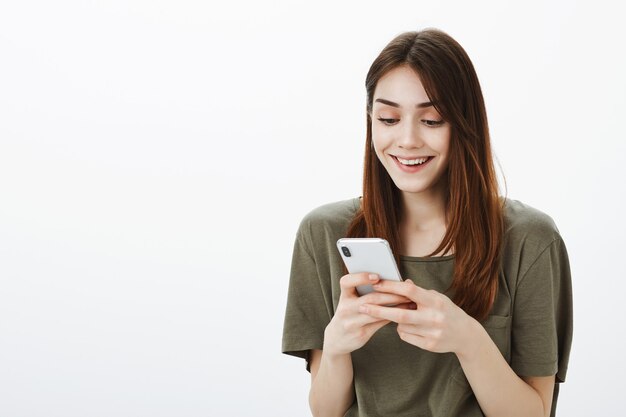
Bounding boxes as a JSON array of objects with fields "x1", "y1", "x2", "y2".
[{"x1": 1, "y1": 0, "x2": 624, "y2": 415}]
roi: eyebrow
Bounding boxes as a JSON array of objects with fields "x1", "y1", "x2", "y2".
[{"x1": 374, "y1": 98, "x2": 434, "y2": 109}]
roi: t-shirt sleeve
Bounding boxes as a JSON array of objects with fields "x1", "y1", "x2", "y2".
[
  {"x1": 511, "y1": 236, "x2": 573, "y2": 383},
  {"x1": 281, "y1": 223, "x2": 333, "y2": 372}
]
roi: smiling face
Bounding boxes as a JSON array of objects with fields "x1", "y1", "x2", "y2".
[{"x1": 371, "y1": 65, "x2": 451, "y2": 197}]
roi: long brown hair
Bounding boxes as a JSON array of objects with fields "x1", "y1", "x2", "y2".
[{"x1": 345, "y1": 28, "x2": 504, "y2": 321}]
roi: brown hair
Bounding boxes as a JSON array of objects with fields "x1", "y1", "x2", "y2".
[{"x1": 344, "y1": 28, "x2": 504, "y2": 321}]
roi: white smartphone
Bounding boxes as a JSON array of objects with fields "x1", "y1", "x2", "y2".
[{"x1": 336, "y1": 238, "x2": 403, "y2": 296}]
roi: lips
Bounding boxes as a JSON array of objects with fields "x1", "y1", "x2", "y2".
[
  {"x1": 392, "y1": 155, "x2": 434, "y2": 172},
  {"x1": 395, "y1": 155, "x2": 431, "y2": 165}
]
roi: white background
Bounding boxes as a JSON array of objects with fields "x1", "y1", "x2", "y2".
[{"x1": 1, "y1": 1, "x2": 624, "y2": 416}]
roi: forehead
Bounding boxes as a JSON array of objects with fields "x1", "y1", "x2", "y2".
[{"x1": 373, "y1": 65, "x2": 430, "y2": 107}]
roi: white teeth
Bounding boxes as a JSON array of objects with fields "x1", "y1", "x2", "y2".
[{"x1": 397, "y1": 156, "x2": 429, "y2": 165}]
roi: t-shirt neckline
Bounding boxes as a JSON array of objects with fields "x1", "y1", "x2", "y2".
[{"x1": 352, "y1": 196, "x2": 455, "y2": 263}]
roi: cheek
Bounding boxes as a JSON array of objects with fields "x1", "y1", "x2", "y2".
[
  {"x1": 435, "y1": 129, "x2": 451, "y2": 155},
  {"x1": 438, "y1": 142, "x2": 452, "y2": 169},
  {"x1": 372, "y1": 144, "x2": 385, "y2": 163},
  {"x1": 370, "y1": 139, "x2": 388, "y2": 165},
  {"x1": 372, "y1": 127, "x2": 393, "y2": 148}
]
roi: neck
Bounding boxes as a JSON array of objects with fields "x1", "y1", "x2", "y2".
[{"x1": 399, "y1": 181, "x2": 447, "y2": 233}]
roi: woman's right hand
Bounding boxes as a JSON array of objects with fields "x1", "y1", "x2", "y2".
[{"x1": 323, "y1": 273, "x2": 415, "y2": 356}]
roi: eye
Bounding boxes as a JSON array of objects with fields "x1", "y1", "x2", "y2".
[
  {"x1": 377, "y1": 117, "x2": 398, "y2": 126},
  {"x1": 423, "y1": 119, "x2": 444, "y2": 127}
]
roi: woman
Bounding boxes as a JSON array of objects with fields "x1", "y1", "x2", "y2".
[{"x1": 282, "y1": 28, "x2": 572, "y2": 417}]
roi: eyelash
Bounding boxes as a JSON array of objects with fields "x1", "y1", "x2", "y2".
[{"x1": 376, "y1": 117, "x2": 444, "y2": 127}]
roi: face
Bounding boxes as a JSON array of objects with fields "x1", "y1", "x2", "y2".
[{"x1": 371, "y1": 65, "x2": 451, "y2": 196}]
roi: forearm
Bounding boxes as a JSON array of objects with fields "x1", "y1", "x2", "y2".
[
  {"x1": 309, "y1": 351, "x2": 354, "y2": 417},
  {"x1": 456, "y1": 319, "x2": 547, "y2": 417}
]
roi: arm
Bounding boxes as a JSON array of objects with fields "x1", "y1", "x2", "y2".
[
  {"x1": 308, "y1": 273, "x2": 414, "y2": 417},
  {"x1": 457, "y1": 318, "x2": 554, "y2": 417},
  {"x1": 308, "y1": 349, "x2": 354, "y2": 417},
  {"x1": 361, "y1": 279, "x2": 555, "y2": 417}
]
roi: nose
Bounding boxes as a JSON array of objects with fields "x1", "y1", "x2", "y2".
[{"x1": 398, "y1": 119, "x2": 424, "y2": 149}]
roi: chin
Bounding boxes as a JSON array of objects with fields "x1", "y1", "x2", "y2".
[
  {"x1": 391, "y1": 177, "x2": 442, "y2": 195},
  {"x1": 398, "y1": 187, "x2": 432, "y2": 195},
  {"x1": 392, "y1": 181, "x2": 432, "y2": 194}
]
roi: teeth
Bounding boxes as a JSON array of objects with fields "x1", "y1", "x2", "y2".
[{"x1": 397, "y1": 156, "x2": 429, "y2": 165}]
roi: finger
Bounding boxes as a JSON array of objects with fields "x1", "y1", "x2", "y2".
[
  {"x1": 359, "y1": 291, "x2": 412, "y2": 306},
  {"x1": 339, "y1": 314, "x2": 390, "y2": 336},
  {"x1": 359, "y1": 303, "x2": 425, "y2": 324},
  {"x1": 393, "y1": 302, "x2": 418, "y2": 310},
  {"x1": 362, "y1": 318, "x2": 391, "y2": 336},
  {"x1": 339, "y1": 272, "x2": 380, "y2": 299},
  {"x1": 370, "y1": 279, "x2": 434, "y2": 305},
  {"x1": 397, "y1": 323, "x2": 426, "y2": 335},
  {"x1": 397, "y1": 327, "x2": 429, "y2": 349},
  {"x1": 349, "y1": 310, "x2": 392, "y2": 328}
]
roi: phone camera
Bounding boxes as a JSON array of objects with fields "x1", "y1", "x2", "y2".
[{"x1": 341, "y1": 246, "x2": 351, "y2": 257}]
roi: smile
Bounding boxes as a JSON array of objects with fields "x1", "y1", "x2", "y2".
[
  {"x1": 396, "y1": 156, "x2": 429, "y2": 165},
  {"x1": 392, "y1": 155, "x2": 434, "y2": 172}
]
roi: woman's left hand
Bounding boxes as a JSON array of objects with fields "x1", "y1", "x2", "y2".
[{"x1": 359, "y1": 279, "x2": 476, "y2": 355}]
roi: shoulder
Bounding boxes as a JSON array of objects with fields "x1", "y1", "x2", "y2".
[
  {"x1": 298, "y1": 196, "x2": 360, "y2": 231},
  {"x1": 296, "y1": 196, "x2": 361, "y2": 249},
  {"x1": 500, "y1": 198, "x2": 567, "y2": 285},
  {"x1": 502, "y1": 198, "x2": 562, "y2": 248}
]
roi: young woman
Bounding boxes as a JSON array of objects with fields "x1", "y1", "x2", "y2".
[{"x1": 282, "y1": 28, "x2": 573, "y2": 417}]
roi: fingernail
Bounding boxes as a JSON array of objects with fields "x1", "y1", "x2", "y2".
[{"x1": 368, "y1": 274, "x2": 379, "y2": 281}]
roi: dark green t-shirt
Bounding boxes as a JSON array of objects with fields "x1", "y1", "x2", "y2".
[{"x1": 282, "y1": 196, "x2": 573, "y2": 417}]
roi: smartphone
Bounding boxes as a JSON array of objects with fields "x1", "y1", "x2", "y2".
[{"x1": 336, "y1": 238, "x2": 403, "y2": 296}]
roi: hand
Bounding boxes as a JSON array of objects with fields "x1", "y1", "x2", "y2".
[
  {"x1": 323, "y1": 273, "x2": 415, "y2": 357},
  {"x1": 358, "y1": 279, "x2": 475, "y2": 355}
]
